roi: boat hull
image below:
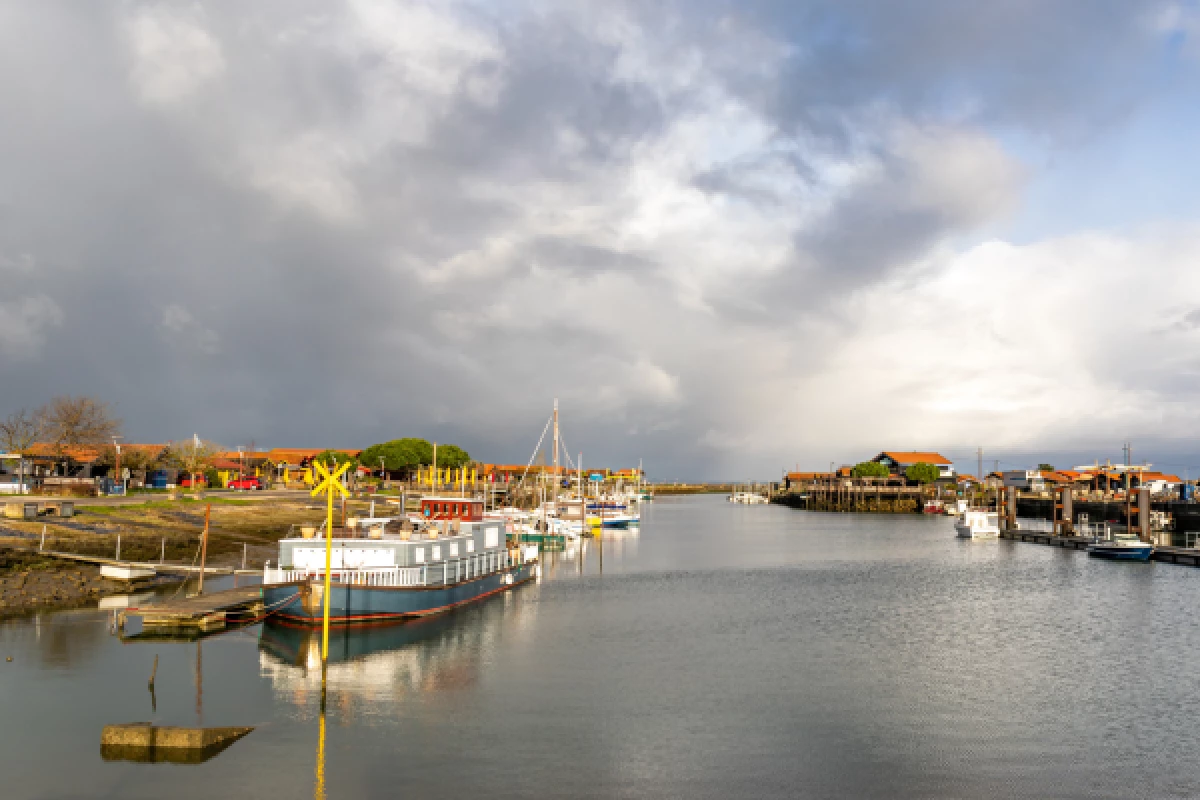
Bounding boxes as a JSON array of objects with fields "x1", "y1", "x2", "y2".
[
  {"x1": 264, "y1": 562, "x2": 537, "y2": 626},
  {"x1": 955, "y1": 524, "x2": 999, "y2": 539},
  {"x1": 1087, "y1": 545, "x2": 1152, "y2": 561}
]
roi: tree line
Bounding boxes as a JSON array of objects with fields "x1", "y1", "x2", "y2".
[{"x1": 0, "y1": 396, "x2": 472, "y2": 487}]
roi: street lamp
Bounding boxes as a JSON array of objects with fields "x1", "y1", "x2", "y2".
[{"x1": 379, "y1": 456, "x2": 386, "y2": 488}]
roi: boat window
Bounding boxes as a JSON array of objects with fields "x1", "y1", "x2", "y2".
[
  {"x1": 414, "y1": 547, "x2": 425, "y2": 564},
  {"x1": 450, "y1": 543, "x2": 459, "y2": 557},
  {"x1": 432, "y1": 545, "x2": 441, "y2": 561},
  {"x1": 467, "y1": 540, "x2": 475, "y2": 552},
  {"x1": 485, "y1": 527, "x2": 498, "y2": 548}
]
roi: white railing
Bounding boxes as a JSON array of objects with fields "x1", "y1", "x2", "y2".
[
  {"x1": 263, "y1": 565, "x2": 427, "y2": 587},
  {"x1": 263, "y1": 546, "x2": 536, "y2": 588}
]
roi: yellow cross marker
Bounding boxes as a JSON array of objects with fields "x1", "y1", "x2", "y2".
[{"x1": 311, "y1": 460, "x2": 350, "y2": 673}]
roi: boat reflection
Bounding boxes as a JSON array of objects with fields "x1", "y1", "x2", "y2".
[{"x1": 258, "y1": 595, "x2": 534, "y2": 704}]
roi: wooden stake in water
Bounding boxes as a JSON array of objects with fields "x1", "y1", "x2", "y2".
[
  {"x1": 115, "y1": 534, "x2": 121, "y2": 562},
  {"x1": 198, "y1": 503, "x2": 210, "y2": 594}
]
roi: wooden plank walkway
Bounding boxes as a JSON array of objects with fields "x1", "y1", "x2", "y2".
[
  {"x1": 33, "y1": 549, "x2": 253, "y2": 575},
  {"x1": 126, "y1": 586, "x2": 265, "y2": 631}
]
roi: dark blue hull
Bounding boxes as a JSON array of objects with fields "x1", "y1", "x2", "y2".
[
  {"x1": 1087, "y1": 546, "x2": 1152, "y2": 561},
  {"x1": 265, "y1": 562, "x2": 536, "y2": 626}
]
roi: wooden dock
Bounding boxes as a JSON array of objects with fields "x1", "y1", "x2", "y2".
[
  {"x1": 34, "y1": 549, "x2": 256, "y2": 575},
  {"x1": 125, "y1": 586, "x2": 265, "y2": 631},
  {"x1": 999, "y1": 530, "x2": 1200, "y2": 567}
]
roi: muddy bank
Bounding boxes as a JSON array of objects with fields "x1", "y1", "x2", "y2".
[{"x1": 0, "y1": 549, "x2": 170, "y2": 617}]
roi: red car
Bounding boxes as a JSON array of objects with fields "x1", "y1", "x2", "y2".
[{"x1": 227, "y1": 476, "x2": 263, "y2": 490}]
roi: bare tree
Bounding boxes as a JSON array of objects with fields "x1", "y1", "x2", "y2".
[
  {"x1": 40, "y1": 396, "x2": 121, "y2": 456},
  {"x1": 0, "y1": 408, "x2": 45, "y2": 493},
  {"x1": 96, "y1": 443, "x2": 165, "y2": 474},
  {"x1": 165, "y1": 437, "x2": 222, "y2": 491}
]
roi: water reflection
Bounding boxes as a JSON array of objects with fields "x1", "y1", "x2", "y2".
[
  {"x1": 549, "y1": 527, "x2": 640, "y2": 578},
  {"x1": 259, "y1": 593, "x2": 536, "y2": 706}
]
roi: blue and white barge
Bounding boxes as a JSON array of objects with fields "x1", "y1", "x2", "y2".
[{"x1": 262, "y1": 496, "x2": 538, "y2": 626}]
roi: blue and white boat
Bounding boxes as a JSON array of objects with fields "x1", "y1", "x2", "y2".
[
  {"x1": 261, "y1": 496, "x2": 538, "y2": 626},
  {"x1": 1087, "y1": 532, "x2": 1153, "y2": 561}
]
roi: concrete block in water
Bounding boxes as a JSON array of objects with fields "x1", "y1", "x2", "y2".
[{"x1": 101, "y1": 723, "x2": 253, "y2": 764}]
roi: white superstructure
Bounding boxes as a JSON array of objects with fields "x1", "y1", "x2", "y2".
[{"x1": 955, "y1": 510, "x2": 1000, "y2": 538}]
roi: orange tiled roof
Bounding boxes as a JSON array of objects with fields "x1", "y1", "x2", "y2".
[
  {"x1": 879, "y1": 451, "x2": 952, "y2": 466},
  {"x1": 25, "y1": 443, "x2": 101, "y2": 461},
  {"x1": 265, "y1": 448, "x2": 362, "y2": 463},
  {"x1": 1142, "y1": 471, "x2": 1182, "y2": 483}
]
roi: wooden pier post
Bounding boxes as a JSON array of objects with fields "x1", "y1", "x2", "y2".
[
  {"x1": 198, "y1": 504, "x2": 210, "y2": 594},
  {"x1": 1136, "y1": 487, "x2": 1151, "y2": 543}
]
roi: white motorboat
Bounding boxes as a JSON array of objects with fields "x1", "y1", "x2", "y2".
[
  {"x1": 728, "y1": 491, "x2": 769, "y2": 504},
  {"x1": 955, "y1": 509, "x2": 1000, "y2": 538}
]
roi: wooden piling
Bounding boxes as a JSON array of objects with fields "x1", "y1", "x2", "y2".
[{"x1": 198, "y1": 504, "x2": 210, "y2": 594}]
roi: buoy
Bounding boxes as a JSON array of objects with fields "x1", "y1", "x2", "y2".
[{"x1": 6, "y1": 657, "x2": 11, "y2": 662}]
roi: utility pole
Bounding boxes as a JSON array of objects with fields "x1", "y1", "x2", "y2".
[
  {"x1": 112, "y1": 436, "x2": 123, "y2": 495},
  {"x1": 432, "y1": 442, "x2": 437, "y2": 491}
]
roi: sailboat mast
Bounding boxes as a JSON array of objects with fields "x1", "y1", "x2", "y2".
[{"x1": 552, "y1": 398, "x2": 560, "y2": 516}]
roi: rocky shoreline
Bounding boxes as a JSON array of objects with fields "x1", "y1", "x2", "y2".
[{"x1": 0, "y1": 548, "x2": 169, "y2": 617}]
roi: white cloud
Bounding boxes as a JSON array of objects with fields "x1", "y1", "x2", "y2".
[
  {"x1": 0, "y1": 295, "x2": 63, "y2": 358},
  {"x1": 0, "y1": 252, "x2": 36, "y2": 272},
  {"x1": 161, "y1": 303, "x2": 220, "y2": 355},
  {"x1": 712, "y1": 224, "x2": 1200, "y2": 468},
  {"x1": 124, "y1": 4, "x2": 225, "y2": 104}
]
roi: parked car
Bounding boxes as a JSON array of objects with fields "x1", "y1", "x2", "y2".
[
  {"x1": 227, "y1": 476, "x2": 263, "y2": 490},
  {"x1": 179, "y1": 476, "x2": 207, "y2": 488}
]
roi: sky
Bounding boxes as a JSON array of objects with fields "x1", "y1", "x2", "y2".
[{"x1": 4, "y1": 1, "x2": 1200, "y2": 480}]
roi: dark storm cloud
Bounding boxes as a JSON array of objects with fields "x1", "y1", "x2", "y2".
[{"x1": 0, "y1": 1, "x2": 1191, "y2": 478}]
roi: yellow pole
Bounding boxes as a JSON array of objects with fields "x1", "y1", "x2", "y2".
[
  {"x1": 314, "y1": 709, "x2": 326, "y2": 799},
  {"x1": 322, "y1": 470, "x2": 333, "y2": 675}
]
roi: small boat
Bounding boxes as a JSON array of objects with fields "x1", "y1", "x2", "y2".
[
  {"x1": 728, "y1": 491, "x2": 769, "y2": 504},
  {"x1": 923, "y1": 499, "x2": 944, "y2": 514},
  {"x1": 1087, "y1": 532, "x2": 1153, "y2": 561},
  {"x1": 262, "y1": 496, "x2": 538, "y2": 626},
  {"x1": 944, "y1": 498, "x2": 968, "y2": 517},
  {"x1": 955, "y1": 509, "x2": 1000, "y2": 538}
]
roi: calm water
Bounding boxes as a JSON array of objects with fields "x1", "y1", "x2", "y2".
[{"x1": 4, "y1": 495, "x2": 1200, "y2": 799}]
